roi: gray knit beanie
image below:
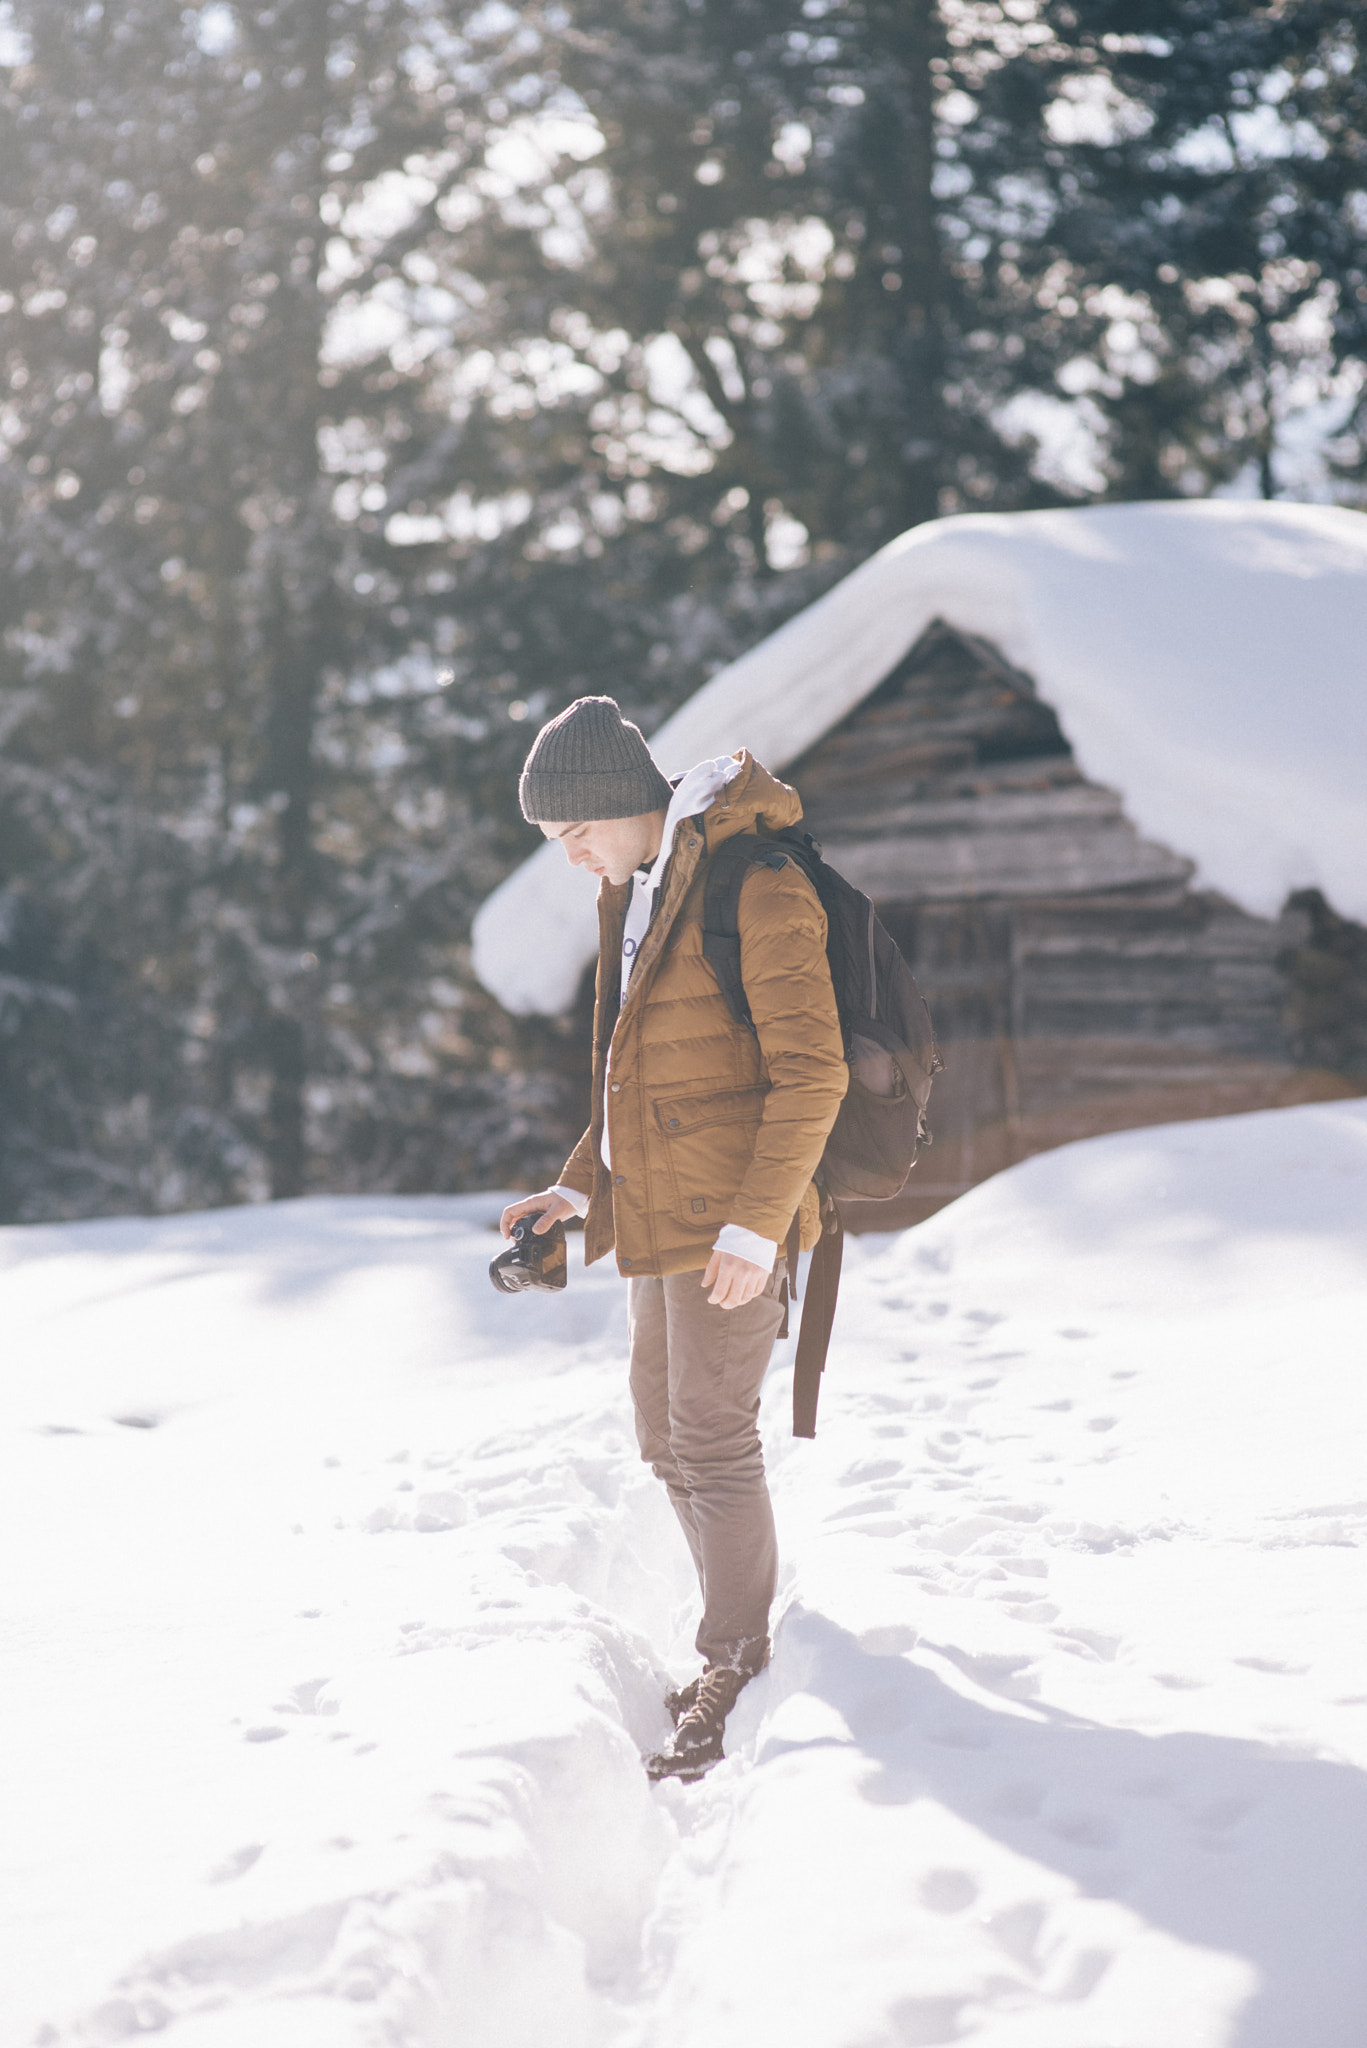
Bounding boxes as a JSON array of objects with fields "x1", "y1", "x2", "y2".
[{"x1": 518, "y1": 695, "x2": 674, "y2": 823}]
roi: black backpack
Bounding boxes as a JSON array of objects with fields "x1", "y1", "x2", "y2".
[{"x1": 701, "y1": 827, "x2": 944, "y2": 1437}]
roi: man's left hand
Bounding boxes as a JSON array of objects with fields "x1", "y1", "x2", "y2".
[{"x1": 702, "y1": 1249, "x2": 771, "y2": 1310}]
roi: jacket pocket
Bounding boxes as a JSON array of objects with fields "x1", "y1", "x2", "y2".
[
  {"x1": 653, "y1": 1084, "x2": 768, "y2": 1226},
  {"x1": 653, "y1": 1084, "x2": 769, "y2": 1137}
]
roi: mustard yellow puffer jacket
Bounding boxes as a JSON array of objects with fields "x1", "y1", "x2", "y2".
[{"x1": 556, "y1": 753, "x2": 848, "y2": 1276}]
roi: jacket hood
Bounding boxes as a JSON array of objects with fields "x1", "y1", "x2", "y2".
[
  {"x1": 595, "y1": 750, "x2": 803, "y2": 955},
  {"x1": 696, "y1": 750, "x2": 803, "y2": 853}
]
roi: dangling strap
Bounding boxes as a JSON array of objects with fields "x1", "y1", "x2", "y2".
[
  {"x1": 777, "y1": 1210, "x2": 803, "y2": 1340},
  {"x1": 792, "y1": 1198, "x2": 844, "y2": 1439}
]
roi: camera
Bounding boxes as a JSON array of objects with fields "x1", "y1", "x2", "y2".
[{"x1": 489, "y1": 1213, "x2": 568, "y2": 1294}]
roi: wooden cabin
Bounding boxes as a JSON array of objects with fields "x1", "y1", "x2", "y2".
[{"x1": 782, "y1": 618, "x2": 1355, "y2": 1227}]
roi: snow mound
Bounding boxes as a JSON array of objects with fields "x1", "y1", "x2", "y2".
[
  {"x1": 474, "y1": 499, "x2": 1367, "y2": 1015},
  {"x1": 4, "y1": 1101, "x2": 1367, "y2": 2045}
]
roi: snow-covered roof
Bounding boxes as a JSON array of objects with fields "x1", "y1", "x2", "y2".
[{"x1": 473, "y1": 499, "x2": 1367, "y2": 1016}]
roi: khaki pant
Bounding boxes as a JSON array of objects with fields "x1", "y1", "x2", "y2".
[{"x1": 627, "y1": 1261, "x2": 785, "y2": 1675}]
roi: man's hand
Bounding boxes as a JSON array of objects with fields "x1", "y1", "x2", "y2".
[
  {"x1": 702, "y1": 1249, "x2": 771, "y2": 1310},
  {"x1": 499, "y1": 1190, "x2": 577, "y2": 1239}
]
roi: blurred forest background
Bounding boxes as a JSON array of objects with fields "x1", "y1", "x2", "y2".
[{"x1": 1, "y1": 0, "x2": 1363, "y2": 1222}]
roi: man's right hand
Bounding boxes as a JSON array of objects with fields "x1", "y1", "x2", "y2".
[{"x1": 499, "y1": 1190, "x2": 577, "y2": 1239}]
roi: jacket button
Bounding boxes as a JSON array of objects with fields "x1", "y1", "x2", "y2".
[
  {"x1": 667, "y1": 1118, "x2": 680, "y2": 1129},
  {"x1": 610, "y1": 1083, "x2": 621, "y2": 1092},
  {"x1": 621, "y1": 1256, "x2": 632, "y2": 1268},
  {"x1": 614, "y1": 1174, "x2": 625, "y2": 1185}
]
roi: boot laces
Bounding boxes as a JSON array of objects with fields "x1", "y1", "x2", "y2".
[{"x1": 673, "y1": 1665, "x2": 746, "y2": 1752}]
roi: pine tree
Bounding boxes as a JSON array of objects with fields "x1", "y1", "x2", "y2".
[
  {"x1": 0, "y1": 0, "x2": 578, "y2": 1217},
  {"x1": 975, "y1": 0, "x2": 1367, "y2": 499}
]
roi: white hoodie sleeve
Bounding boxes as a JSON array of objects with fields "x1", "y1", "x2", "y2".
[{"x1": 711, "y1": 1223, "x2": 778, "y2": 1272}]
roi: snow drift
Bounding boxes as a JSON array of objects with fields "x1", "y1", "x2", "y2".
[
  {"x1": 473, "y1": 499, "x2": 1367, "y2": 1016},
  {"x1": 4, "y1": 1099, "x2": 1367, "y2": 2046}
]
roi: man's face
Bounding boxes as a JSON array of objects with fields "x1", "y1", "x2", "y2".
[{"x1": 539, "y1": 812, "x2": 665, "y2": 887}]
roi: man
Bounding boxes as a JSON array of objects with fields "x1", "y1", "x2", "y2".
[{"x1": 500, "y1": 695, "x2": 847, "y2": 1778}]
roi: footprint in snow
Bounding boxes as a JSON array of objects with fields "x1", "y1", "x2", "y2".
[
  {"x1": 991, "y1": 1782, "x2": 1044, "y2": 1818},
  {"x1": 986, "y1": 1899, "x2": 1047, "y2": 1968},
  {"x1": 927, "y1": 1721, "x2": 992, "y2": 1750},
  {"x1": 920, "y1": 1867, "x2": 980, "y2": 1913},
  {"x1": 1056, "y1": 1949, "x2": 1115, "y2": 2000},
  {"x1": 936, "y1": 1647, "x2": 1041, "y2": 1702},
  {"x1": 1047, "y1": 1808, "x2": 1117, "y2": 1850},
  {"x1": 1057, "y1": 1628, "x2": 1122, "y2": 1661},
  {"x1": 207, "y1": 1843, "x2": 264, "y2": 1884},
  {"x1": 1120, "y1": 1774, "x2": 1174, "y2": 1799},
  {"x1": 271, "y1": 1677, "x2": 334, "y2": 1716},
  {"x1": 890, "y1": 1995, "x2": 965, "y2": 2045},
  {"x1": 1198, "y1": 1794, "x2": 1254, "y2": 1831},
  {"x1": 839, "y1": 1457, "x2": 906, "y2": 1486}
]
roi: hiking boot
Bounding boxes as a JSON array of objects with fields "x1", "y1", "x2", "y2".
[
  {"x1": 665, "y1": 1634, "x2": 769, "y2": 1726},
  {"x1": 648, "y1": 1665, "x2": 749, "y2": 1782}
]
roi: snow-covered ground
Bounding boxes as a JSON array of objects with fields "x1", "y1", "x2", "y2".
[{"x1": 4, "y1": 1097, "x2": 1367, "y2": 2048}]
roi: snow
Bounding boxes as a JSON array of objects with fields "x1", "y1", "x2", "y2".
[
  {"x1": 5, "y1": 1099, "x2": 1367, "y2": 2047},
  {"x1": 472, "y1": 499, "x2": 1367, "y2": 1016}
]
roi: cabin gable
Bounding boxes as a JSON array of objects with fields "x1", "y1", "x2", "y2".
[{"x1": 787, "y1": 618, "x2": 1193, "y2": 904}]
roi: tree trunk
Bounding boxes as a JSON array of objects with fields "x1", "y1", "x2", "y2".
[
  {"x1": 862, "y1": 0, "x2": 946, "y2": 529},
  {"x1": 265, "y1": 1012, "x2": 308, "y2": 1201},
  {"x1": 263, "y1": 0, "x2": 332, "y2": 1201},
  {"x1": 894, "y1": 0, "x2": 945, "y2": 528}
]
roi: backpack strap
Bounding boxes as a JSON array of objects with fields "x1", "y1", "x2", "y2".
[
  {"x1": 700, "y1": 837, "x2": 793, "y2": 1033},
  {"x1": 702, "y1": 832, "x2": 845, "y2": 1437},
  {"x1": 792, "y1": 1195, "x2": 844, "y2": 1439}
]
